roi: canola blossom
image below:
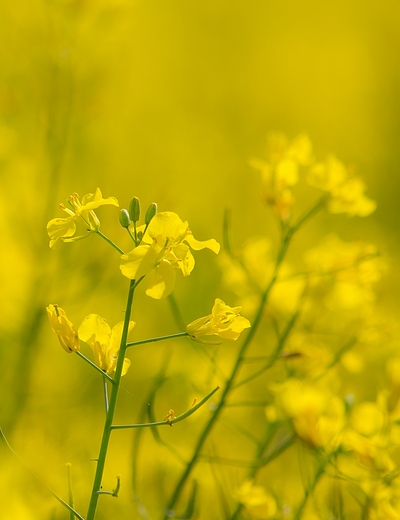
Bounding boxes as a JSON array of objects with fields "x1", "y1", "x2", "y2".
[
  {"x1": 47, "y1": 188, "x2": 119, "y2": 248},
  {"x1": 187, "y1": 298, "x2": 251, "y2": 343},
  {"x1": 307, "y1": 155, "x2": 376, "y2": 217},
  {"x1": 46, "y1": 304, "x2": 80, "y2": 353},
  {"x1": 250, "y1": 132, "x2": 313, "y2": 220},
  {"x1": 78, "y1": 314, "x2": 134, "y2": 376},
  {"x1": 120, "y1": 211, "x2": 220, "y2": 299}
]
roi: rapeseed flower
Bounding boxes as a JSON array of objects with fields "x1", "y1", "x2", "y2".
[
  {"x1": 250, "y1": 132, "x2": 313, "y2": 220},
  {"x1": 187, "y1": 298, "x2": 251, "y2": 344},
  {"x1": 78, "y1": 314, "x2": 134, "y2": 376},
  {"x1": 47, "y1": 188, "x2": 119, "y2": 248},
  {"x1": 46, "y1": 304, "x2": 80, "y2": 353},
  {"x1": 235, "y1": 479, "x2": 277, "y2": 519},
  {"x1": 120, "y1": 211, "x2": 220, "y2": 299},
  {"x1": 307, "y1": 155, "x2": 376, "y2": 217}
]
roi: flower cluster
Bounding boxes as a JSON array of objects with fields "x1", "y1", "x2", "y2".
[
  {"x1": 249, "y1": 132, "x2": 313, "y2": 220},
  {"x1": 250, "y1": 132, "x2": 376, "y2": 220},
  {"x1": 47, "y1": 188, "x2": 119, "y2": 248},
  {"x1": 120, "y1": 211, "x2": 220, "y2": 299}
]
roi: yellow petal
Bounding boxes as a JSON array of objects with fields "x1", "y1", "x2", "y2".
[
  {"x1": 184, "y1": 234, "x2": 220, "y2": 254},
  {"x1": 47, "y1": 217, "x2": 76, "y2": 249},
  {"x1": 78, "y1": 314, "x2": 111, "y2": 348},
  {"x1": 80, "y1": 187, "x2": 119, "y2": 211},
  {"x1": 147, "y1": 211, "x2": 187, "y2": 242},
  {"x1": 120, "y1": 245, "x2": 158, "y2": 280},
  {"x1": 145, "y1": 259, "x2": 176, "y2": 299}
]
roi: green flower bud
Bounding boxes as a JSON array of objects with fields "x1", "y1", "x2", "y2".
[
  {"x1": 119, "y1": 209, "x2": 131, "y2": 228},
  {"x1": 129, "y1": 196, "x2": 141, "y2": 223},
  {"x1": 145, "y1": 202, "x2": 158, "y2": 225}
]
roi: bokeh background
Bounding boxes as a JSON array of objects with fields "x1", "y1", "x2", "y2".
[{"x1": 1, "y1": 0, "x2": 400, "y2": 518}]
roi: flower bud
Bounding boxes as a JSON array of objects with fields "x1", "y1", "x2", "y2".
[
  {"x1": 119, "y1": 209, "x2": 131, "y2": 228},
  {"x1": 145, "y1": 202, "x2": 158, "y2": 225},
  {"x1": 129, "y1": 196, "x2": 141, "y2": 222}
]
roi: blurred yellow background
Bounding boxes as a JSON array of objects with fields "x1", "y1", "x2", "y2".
[{"x1": 1, "y1": 0, "x2": 400, "y2": 518}]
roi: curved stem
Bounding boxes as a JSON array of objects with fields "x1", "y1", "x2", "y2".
[{"x1": 111, "y1": 386, "x2": 220, "y2": 430}]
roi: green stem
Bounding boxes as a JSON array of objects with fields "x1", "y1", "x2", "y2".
[
  {"x1": 95, "y1": 230, "x2": 124, "y2": 255},
  {"x1": 291, "y1": 194, "x2": 328, "y2": 233},
  {"x1": 66, "y1": 463, "x2": 75, "y2": 520},
  {"x1": 126, "y1": 332, "x2": 189, "y2": 348},
  {"x1": 85, "y1": 279, "x2": 138, "y2": 520},
  {"x1": 162, "y1": 230, "x2": 292, "y2": 519},
  {"x1": 75, "y1": 352, "x2": 115, "y2": 385},
  {"x1": 103, "y1": 376, "x2": 109, "y2": 414},
  {"x1": 0, "y1": 428, "x2": 84, "y2": 520},
  {"x1": 293, "y1": 457, "x2": 326, "y2": 520},
  {"x1": 111, "y1": 386, "x2": 220, "y2": 430}
]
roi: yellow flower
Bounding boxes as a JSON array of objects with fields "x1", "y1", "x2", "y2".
[
  {"x1": 46, "y1": 304, "x2": 80, "y2": 353},
  {"x1": 307, "y1": 155, "x2": 376, "y2": 217},
  {"x1": 272, "y1": 378, "x2": 345, "y2": 450},
  {"x1": 78, "y1": 314, "x2": 134, "y2": 376},
  {"x1": 250, "y1": 132, "x2": 313, "y2": 220},
  {"x1": 120, "y1": 211, "x2": 220, "y2": 299},
  {"x1": 187, "y1": 298, "x2": 251, "y2": 344},
  {"x1": 47, "y1": 188, "x2": 119, "y2": 248},
  {"x1": 235, "y1": 479, "x2": 277, "y2": 519}
]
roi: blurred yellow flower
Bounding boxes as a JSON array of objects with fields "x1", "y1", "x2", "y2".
[
  {"x1": 272, "y1": 378, "x2": 345, "y2": 450},
  {"x1": 78, "y1": 314, "x2": 134, "y2": 376},
  {"x1": 307, "y1": 155, "x2": 376, "y2": 217},
  {"x1": 120, "y1": 211, "x2": 220, "y2": 299},
  {"x1": 250, "y1": 132, "x2": 313, "y2": 220},
  {"x1": 47, "y1": 188, "x2": 119, "y2": 248},
  {"x1": 187, "y1": 298, "x2": 251, "y2": 344},
  {"x1": 235, "y1": 479, "x2": 277, "y2": 519},
  {"x1": 46, "y1": 304, "x2": 80, "y2": 353},
  {"x1": 304, "y1": 234, "x2": 381, "y2": 310}
]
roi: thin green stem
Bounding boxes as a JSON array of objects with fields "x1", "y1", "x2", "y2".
[
  {"x1": 0, "y1": 428, "x2": 84, "y2": 520},
  {"x1": 127, "y1": 227, "x2": 137, "y2": 246},
  {"x1": 127, "y1": 332, "x2": 189, "y2": 348},
  {"x1": 111, "y1": 386, "x2": 220, "y2": 430},
  {"x1": 75, "y1": 352, "x2": 115, "y2": 384},
  {"x1": 293, "y1": 457, "x2": 327, "y2": 520},
  {"x1": 66, "y1": 463, "x2": 75, "y2": 520},
  {"x1": 95, "y1": 230, "x2": 124, "y2": 255},
  {"x1": 85, "y1": 278, "x2": 139, "y2": 520},
  {"x1": 291, "y1": 194, "x2": 328, "y2": 233},
  {"x1": 233, "y1": 308, "x2": 300, "y2": 389},
  {"x1": 103, "y1": 377, "x2": 109, "y2": 414},
  {"x1": 162, "y1": 229, "x2": 292, "y2": 519}
]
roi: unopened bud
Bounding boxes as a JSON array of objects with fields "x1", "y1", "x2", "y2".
[
  {"x1": 145, "y1": 202, "x2": 157, "y2": 225},
  {"x1": 119, "y1": 209, "x2": 131, "y2": 228},
  {"x1": 129, "y1": 196, "x2": 141, "y2": 222}
]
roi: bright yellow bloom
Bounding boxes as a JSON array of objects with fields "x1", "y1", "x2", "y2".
[
  {"x1": 120, "y1": 211, "x2": 220, "y2": 299},
  {"x1": 307, "y1": 155, "x2": 376, "y2": 217},
  {"x1": 250, "y1": 132, "x2": 313, "y2": 220},
  {"x1": 78, "y1": 314, "x2": 134, "y2": 376},
  {"x1": 47, "y1": 188, "x2": 119, "y2": 248},
  {"x1": 187, "y1": 298, "x2": 251, "y2": 344},
  {"x1": 272, "y1": 378, "x2": 345, "y2": 450},
  {"x1": 46, "y1": 304, "x2": 80, "y2": 353},
  {"x1": 235, "y1": 479, "x2": 277, "y2": 519}
]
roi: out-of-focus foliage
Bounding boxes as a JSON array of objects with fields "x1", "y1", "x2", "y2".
[{"x1": 1, "y1": 0, "x2": 400, "y2": 519}]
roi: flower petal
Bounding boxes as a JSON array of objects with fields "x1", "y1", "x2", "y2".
[
  {"x1": 185, "y1": 234, "x2": 220, "y2": 254},
  {"x1": 145, "y1": 259, "x2": 176, "y2": 299},
  {"x1": 120, "y1": 245, "x2": 158, "y2": 280}
]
